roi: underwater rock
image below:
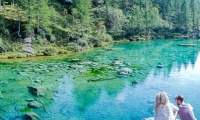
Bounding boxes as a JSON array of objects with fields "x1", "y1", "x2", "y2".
[
  {"x1": 34, "y1": 80, "x2": 42, "y2": 83},
  {"x1": 28, "y1": 101, "x2": 42, "y2": 108},
  {"x1": 91, "y1": 62, "x2": 98, "y2": 67},
  {"x1": 69, "y1": 65, "x2": 84, "y2": 69},
  {"x1": 70, "y1": 58, "x2": 82, "y2": 62},
  {"x1": 178, "y1": 44, "x2": 197, "y2": 47},
  {"x1": 28, "y1": 86, "x2": 51, "y2": 96},
  {"x1": 25, "y1": 112, "x2": 41, "y2": 120},
  {"x1": 33, "y1": 69, "x2": 41, "y2": 73},
  {"x1": 157, "y1": 63, "x2": 165, "y2": 68},
  {"x1": 79, "y1": 70, "x2": 88, "y2": 74},
  {"x1": 117, "y1": 68, "x2": 133, "y2": 75},
  {"x1": 78, "y1": 61, "x2": 93, "y2": 66},
  {"x1": 0, "y1": 80, "x2": 8, "y2": 85},
  {"x1": 15, "y1": 106, "x2": 26, "y2": 111},
  {"x1": 131, "y1": 80, "x2": 138, "y2": 85},
  {"x1": 0, "y1": 91, "x2": 3, "y2": 99},
  {"x1": 23, "y1": 68, "x2": 32, "y2": 72},
  {"x1": 17, "y1": 72, "x2": 27, "y2": 76},
  {"x1": 142, "y1": 117, "x2": 154, "y2": 120},
  {"x1": 111, "y1": 61, "x2": 123, "y2": 66}
]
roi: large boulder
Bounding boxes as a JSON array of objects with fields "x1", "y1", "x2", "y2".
[
  {"x1": 27, "y1": 86, "x2": 51, "y2": 96},
  {"x1": 22, "y1": 37, "x2": 35, "y2": 55},
  {"x1": 24, "y1": 37, "x2": 32, "y2": 44},
  {"x1": 22, "y1": 46, "x2": 35, "y2": 55}
]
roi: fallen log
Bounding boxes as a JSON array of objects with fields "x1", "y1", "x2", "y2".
[{"x1": 178, "y1": 44, "x2": 197, "y2": 46}]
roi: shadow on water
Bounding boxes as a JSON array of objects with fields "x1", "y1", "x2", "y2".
[{"x1": 0, "y1": 39, "x2": 200, "y2": 119}]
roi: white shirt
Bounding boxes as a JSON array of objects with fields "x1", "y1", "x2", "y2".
[{"x1": 155, "y1": 103, "x2": 179, "y2": 120}]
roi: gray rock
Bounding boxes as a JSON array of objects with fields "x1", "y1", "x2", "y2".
[
  {"x1": 22, "y1": 46, "x2": 35, "y2": 54},
  {"x1": 91, "y1": 62, "x2": 98, "y2": 67},
  {"x1": 157, "y1": 63, "x2": 165, "y2": 68},
  {"x1": 24, "y1": 37, "x2": 32, "y2": 43},
  {"x1": 28, "y1": 86, "x2": 49, "y2": 96},
  {"x1": 69, "y1": 65, "x2": 84, "y2": 69},
  {"x1": 142, "y1": 117, "x2": 154, "y2": 120},
  {"x1": 34, "y1": 80, "x2": 42, "y2": 83},
  {"x1": 28, "y1": 101, "x2": 42, "y2": 108},
  {"x1": 25, "y1": 112, "x2": 41, "y2": 120},
  {"x1": 25, "y1": 43, "x2": 32, "y2": 47},
  {"x1": 0, "y1": 80, "x2": 8, "y2": 85},
  {"x1": 0, "y1": 91, "x2": 3, "y2": 99},
  {"x1": 111, "y1": 61, "x2": 123, "y2": 66},
  {"x1": 15, "y1": 106, "x2": 26, "y2": 111},
  {"x1": 79, "y1": 61, "x2": 93, "y2": 65},
  {"x1": 118, "y1": 68, "x2": 133, "y2": 75},
  {"x1": 17, "y1": 72, "x2": 27, "y2": 76}
]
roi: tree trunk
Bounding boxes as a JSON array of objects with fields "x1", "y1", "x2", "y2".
[
  {"x1": 17, "y1": 0, "x2": 21, "y2": 37},
  {"x1": 0, "y1": 0, "x2": 2, "y2": 8},
  {"x1": 145, "y1": 0, "x2": 147, "y2": 38}
]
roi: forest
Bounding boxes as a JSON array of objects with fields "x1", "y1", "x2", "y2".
[{"x1": 0, "y1": 0, "x2": 200, "y2": 58}]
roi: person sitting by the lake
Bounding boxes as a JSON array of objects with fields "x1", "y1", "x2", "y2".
[
  {"x1": 154, "y1": 92, "x2": 179, "y2": 120},
  {"x1": 175, "y1": 95, "x2": 197, "y2": 120}
]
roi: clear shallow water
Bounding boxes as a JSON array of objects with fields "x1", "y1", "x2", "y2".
[{"x1": 0, "y1": 39, "x2": 200, "y2": 120}]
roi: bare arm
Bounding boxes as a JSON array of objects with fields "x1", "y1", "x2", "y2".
[{"x1": 171, "y1": 103, "x2": 179, "y2": 111}]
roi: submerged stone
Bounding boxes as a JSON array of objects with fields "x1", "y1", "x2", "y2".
[
  {"x1": 27, "y1": 86, "x2": 51, "y2": 96},
  {"x1": 157, "y1": 63, "x2": 165, "y2": 68},
  {"x1": 78, "y1": 61, "x2": 93, "y2": 65},
  {"x1": 111, "y1": 61, "x2": 123, "y2": 66},
  {"x1": 178, "y1": 44, "x2": 197, "y2": 47},
  {"x1": 70, "y1": 58, "x2": 82, "y2": 62},
  {"x1": 28, "y1": 101, "x2": 42, "y2": 108},
  {"x1": 15, "y1": 106, "x2": 26, "y2": 111},
  {"x1": 118, "y1": 68, "x2": 133, "y2": 75},
  {"x1": 0, "y1": 80, "x2": 8, "y2": 85},
  {"x1": 142, "y1": 117, "x2": 154, "y2": 120},
  {"x1": 25, "y1": 112, "x2": 41, "y2": 120},
  {"x1": 69, "y1": 65, "x2": 84, "y2": 69},
  {"x1": 0, "y1": 91, "x2": 3, "y2": 99},
  {"x1": 131, "y1": 80, "x2": 138, "y2": 85},
  {"x1": 17, "y1": 72, "x2": 27, "y2": 76},
  {"x1": 26, "y1": 98, "x2": 35, "y2": 102}
]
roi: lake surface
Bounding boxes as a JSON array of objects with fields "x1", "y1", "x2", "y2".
[{"x1": 0, "y1": 39, "x2": 200, "y2": 120}]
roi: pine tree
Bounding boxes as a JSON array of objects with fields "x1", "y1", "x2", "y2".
[
  {"x1": 180, "y1": 0, "x2": 190, "y2": 32},
  {"x1": 73, "y1": 0, "x2": 92, "y2": 26}
]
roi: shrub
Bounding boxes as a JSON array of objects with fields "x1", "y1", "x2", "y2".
[
  {"x1": 43, "y1": 47, "x2": 58, "y2": 56},
  {"x1": 67, "y1": 42, "x2": 82, "y2": 52},
  {"x1": 35, "y1": 46, "x2": 58, "y2": 56}
]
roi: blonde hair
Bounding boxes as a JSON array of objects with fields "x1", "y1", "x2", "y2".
[{"x1": 154, "y1": 92, "x2": 169, "y2": 113}]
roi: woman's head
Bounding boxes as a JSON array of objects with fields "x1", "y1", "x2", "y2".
[
  {"x1": 160, "y1": 92, "x2": 169, "y2": 104},
  {"x1": 154, "y1": 92, "x2": 169, "y2": 113}
]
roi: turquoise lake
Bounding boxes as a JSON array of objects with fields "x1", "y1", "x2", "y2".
[{"x1": 0, "y1": 39, "x2": 200, "y2": 120}]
